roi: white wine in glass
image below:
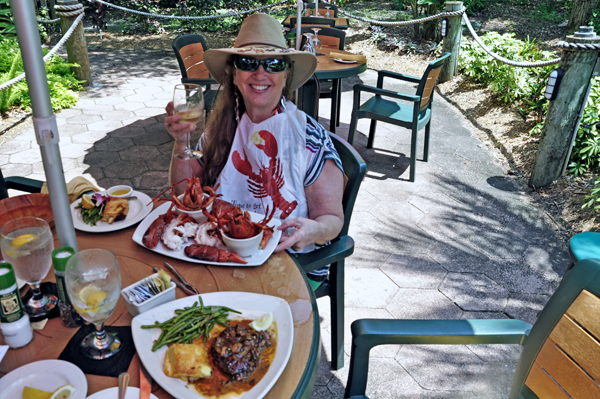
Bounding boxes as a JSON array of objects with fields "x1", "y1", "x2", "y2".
[
  {"x1": 66, "y1": 249, "x2": 121, "y2": 360},
  {"x1": 173, "y1": 83, "x2": 204, "y2": 161},
  {"x1": 0, "y1": 217, "x2": 58, "y2": 318}
]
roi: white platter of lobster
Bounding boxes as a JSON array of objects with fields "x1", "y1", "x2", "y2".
[{"x1": 132, "y1": 200, "x2": 282, "y2": 267}]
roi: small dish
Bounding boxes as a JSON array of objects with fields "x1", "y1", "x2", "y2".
[
  {"x1": 107, "y1": 185, "x2": 133, "y2": 198},
  {"x1": 175, "y1": 193, "x2": 212, "y2": 223},
  {"x1": 121, "y1": 273, "x2": 176, "y2": 316},
  {"x1": 222, "y1": 230, "x2": 264, "y2": 257}
]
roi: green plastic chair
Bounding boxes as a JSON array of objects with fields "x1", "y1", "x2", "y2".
[
  {"x1": 569, "y1": 231, "x2": 600, "y2": 263},
  {"x1": 345, "y1": 258, "x2": 600, "y2": 398},
  {"x1": 289, "y1": 132, "x2": 367, "y2": 370},
  {"x1": 0, "y1": 168, "x2": 44, "y2": 200},
  {"x1": 347, "y1": 52, "x2": 451, "y2": 182},
  {"x1": 172, "y1": 34, "x2": 218, "y2": 112}
]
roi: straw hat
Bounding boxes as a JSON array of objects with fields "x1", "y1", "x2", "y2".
[{"x1": 203, "y1": 13, "x2": 317, "y2": 92}]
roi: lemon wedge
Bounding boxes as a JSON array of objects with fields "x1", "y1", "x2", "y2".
[
  {"x1": 78, "y1": 285, "x2": 107, "y2": 312},
  {"x1": 22, "y1": 386, "x2": 52, "y2": 399},
  {"x1": 49, "y1": 384, "x2": 75, "y2": 399},
  {"x1": 81, "y1": 194, "x2": 95, "y2": 210},
  {"x1": 10, "y1": 233, "x2": 37, "y2": 249},
  {"x1": 250, "y1": 312, "x2": 273, "y2": 331}
]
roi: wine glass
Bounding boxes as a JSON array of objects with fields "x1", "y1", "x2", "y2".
[
  {"x1": 173, "y1": 83, "x2": 204, "y2": 161},
  {"x1": 311, "y1": 28, "x2": 322, "y2": 53},
  {"x1": 66, "y1": 249, "x2": 122, "y2": 360},
  {"x1": 302, "y1": 33, "x2": 316, "y2": 55},
  {"x1": 0, "y1": 217, "x2": 58, "y2": 318},
  {"x1": 304, "y1": 2, "x2": 310, "y2": 17},
  {"x1": 324, "y1": 6, "x2": 332, "y2": 18}
]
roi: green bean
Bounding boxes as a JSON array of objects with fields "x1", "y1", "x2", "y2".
[{"x1": 141, "y1": 295, "x2": 239, "y2": 351}]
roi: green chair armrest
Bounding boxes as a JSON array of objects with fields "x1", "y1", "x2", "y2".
[
  {"x1": 352, "y1": 319, "x2": 532, "y2": 346},
  {"x1": 288, "y1": 235, "x2": 354, "y2": 274},
  {"x1": 345, "y1": 319, "x2": 532, "y2": 398},
  {"x1": 353, "y1": 84, "x2": 420, "y2": 103},
  {"x1": 377, "y1": 70, "x2": 421, "y2": 85},
  {"x1": 5, "y1": 176, "x2": 44, "y2": 193}
]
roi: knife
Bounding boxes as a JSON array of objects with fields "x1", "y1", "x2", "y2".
[{"x1": 139, "y1": 361, "x2": 152, "y2": 399}]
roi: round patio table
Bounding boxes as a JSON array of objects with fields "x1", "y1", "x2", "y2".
[
  {"x1": 300, "y1": 48, "x2": 367, "y2": 133},
  {"x1": 0, "y1": 226, "x2": 320, "y2": 399}
]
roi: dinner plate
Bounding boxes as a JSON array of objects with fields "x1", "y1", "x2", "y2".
[
  {"x1": 0, "y1": 359, "x2": 87, "y2": 399},
  {"x1": 71, "y1": 190, "x2": 153, "y2": 233},
  {"x1": 86, "y1": 387, "x2": 159, "y2": 399},
  {"x1": 334, "y1": 58, "x2": 358, "y2": 64},
  {"x1": 132, "y1": 292, "x2": 294, "y2": 399},
  {"x1": 131, "y1": 202, "x2": 283, "y2": 267}
]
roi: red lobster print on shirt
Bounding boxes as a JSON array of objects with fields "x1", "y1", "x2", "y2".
[{"x1": 231, "y1": 130, "x2": 298, "y2": 219}]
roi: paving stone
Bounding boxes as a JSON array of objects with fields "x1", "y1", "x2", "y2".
[
  {"x1": 504, "y1": 293, "x2": 550, "y2": 325},
  {"x1": 0, "y1": 140, "x2": 30, "y2": 155},
  {"x1": 143, "y1": 99, "x2": 170, "y2": 108},
  {"x1": 58, "y1": 123, "x2": 88, "y2": 137},
  {"x1": 133, "y1": 107, "x2": 166, "y2": 117},
  {"x1": 134, "y1": 86, "x2": 164, "y2": 95},
  {"x1": 397, "y1": 345, "x2": 484, "y2": 392},
  {"x1": 101, "y1": 110, "x2": 134, "y2": 121},
  {"x1": 56, "y1": 108, "x2": 83, "y2": 118},
  {"x1": 9, "y1": 148, "x2": 42, "y2": 164},
  {"x1": 381, "y1": 254, "x2": 448, "y2": 289},
  {"x1": 132, "y1": 131, "x2": 172, "y2": 146},
  {"x1": 93, "y1": 137, "x2": 134, "y2": 152},
  {"x1": 82, "y1": 151, "x2": 121, "y2": 168},
  {"x1": 87, "y1": 120, "x2": 125, "y2": 132},
  {"x1": 71, "y1": 131, "x2": 109, "y2": 144},
  {"x1": 345, "y1": 267, "x2": 398, "y2": 309},
  {"x1": 118, "y1": 145, "x2": 161, "y2": 161},
  {"x1": 66, "y1": 113, "x2": 103, "y2": 124},
  {"x1": 59, "y1": 143, "x2": 93, "y2": 159},
  {"x1": 0, "y1": 154, "x2": 8, "y2": 166},
  {"x1": 387, "y1": 288, "x2": 464, "y2": 319},
  {"x1": 440, "y1": 273, "x2": 509, "y2": 312},
  {"x1": 80, "y1": 104, "x2": 116, "y2": 115},
  {"x1": 103, "y1": 160, "x2": 148, "y2": 179},
  {"x1": 94, "y1": 96, "x2": 126, "y2": 105},
  {"x1": 2, "y1": 163, "x2": 32, "y2": 176},
  {"x1": 114, "y1": 102, "x2": 146, "y2": 112},
  {"x1": 108, "y1": 126, "x2": 147, "y2": 139}
]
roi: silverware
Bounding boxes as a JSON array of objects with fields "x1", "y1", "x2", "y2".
[
  {"x1": 118, "y1": 372, "x2": 129, "y2": 399},
  {"x1": 140, "y1": 362, "x2": 152, "y2": 399},
  {"x1": 164, "y1": 261, "x2": 199, "y2": 294},
  {"x1": 152, "y1": 266, "x2": 197, "y2": 296}
]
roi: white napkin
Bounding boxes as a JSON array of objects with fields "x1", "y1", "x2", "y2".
[{"x1": 0, "y1": 345, "x2": 8, "y2": 363}]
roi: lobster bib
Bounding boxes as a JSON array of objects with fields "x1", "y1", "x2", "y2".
[{"x1": 215, "y1": 101, "x2": 310, "y2": 222}]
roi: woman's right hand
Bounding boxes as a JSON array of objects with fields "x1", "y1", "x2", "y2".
[{"x1": 164, "y1": 101, "x2": 197, "y2": 143}]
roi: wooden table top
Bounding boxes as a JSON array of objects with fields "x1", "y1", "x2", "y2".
[
  {"x1": 0, "y1": 226, "x2": 320, "y2": 399},
  {"x1": 314, "y1": 48, "x2": 368, "y2": 80},
  {"x1": 282, "y1": 15, "x2": 349, "y2": 29}
]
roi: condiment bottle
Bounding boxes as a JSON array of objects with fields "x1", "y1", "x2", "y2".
[
  {"x1": 51, "y1": 246, "x2": 84, "y2": 328},
  {"x1": 288, "y1": 32, "x2": 297, "y2": 49},
  {"x1": 0, "y1": 263, "x2": 33, "y2": 348}
]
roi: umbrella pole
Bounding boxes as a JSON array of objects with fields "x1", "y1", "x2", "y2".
[
  {"x1": 10, "y1": 0, "x2": 78, "y2": 251},
  {"x1": 297, "y1": 0, "x2": 302, "y2": 50}
]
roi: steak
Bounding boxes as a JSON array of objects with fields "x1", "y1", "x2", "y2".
[{"x1": 212, "y1": 325, "x2": 271, "y2": 381}]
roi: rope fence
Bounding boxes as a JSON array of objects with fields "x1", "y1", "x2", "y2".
[
  {"x1": 6, "y1": 0, "x2": 600, "y2": 95},
  {"x1": 0, "y1": 10, "x2": 84, "y2": 92}
]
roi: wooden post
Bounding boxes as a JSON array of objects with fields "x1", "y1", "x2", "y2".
[
  {"x1": 529, "y1": 27, "x2": 600, "y2": 188},
  {"x1": 57, "y1": 0, "x2": 91, "y2": 86},
  {"x1": 439, "y1": 1, "x2": 462, "y2": 83},
  {"x1": 48, "y1": 0, "x2": 57, "y2": 21}
]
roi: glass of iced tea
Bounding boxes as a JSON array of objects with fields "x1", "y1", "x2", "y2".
[
  {"x1": 173, "y1": 83, "x2": 204, "y2": 160},
  {"x1": 0, "y1": 217, "x2": 58, "y2": 318}
]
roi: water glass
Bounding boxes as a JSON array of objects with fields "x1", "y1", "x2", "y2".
[
  {"x1": 173, "y1": 83, "x2": 204, "y2": 161},
  {"x1": 66, "y1": 249, "x2": 122, "y2": 359},
  {"x1": 0, "y1": 217, "x2": 58, "y2": 318}
]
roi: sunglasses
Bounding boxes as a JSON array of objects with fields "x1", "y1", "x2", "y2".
[{"x1": 233, "y1": 57, "x2": 289, "y2": 73}]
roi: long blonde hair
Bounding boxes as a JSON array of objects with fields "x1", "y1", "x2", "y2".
[{"x1": 201, "y1": 56, "x2": 294, "y2": 187}]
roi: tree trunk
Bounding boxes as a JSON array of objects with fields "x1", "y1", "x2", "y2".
[
  {"x1": 422, "y1": 4, "x2": 438, "y2": 40},
  {"x1": 566, "y1": 0, "x2": 599, "y2": 35}
]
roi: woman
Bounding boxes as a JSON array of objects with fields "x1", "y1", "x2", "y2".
[{"x1": 164, "y1": 13, "x2": 344, "y2": 287}]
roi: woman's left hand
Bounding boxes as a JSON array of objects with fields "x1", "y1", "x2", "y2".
[{"x1": 274, "y1": 217, "x2": 324, "y2": 253}]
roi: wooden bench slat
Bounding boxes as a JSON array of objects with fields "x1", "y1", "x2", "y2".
[
  {"x1": 566, "y1": 290, "x2": 600, "y2": 340},
  {"x1": 180, "y1": 43, "x2": 206, "y2": 60},
  {"x1": 533, "y1": 339, "x2": 600, "y2": 398},
  {"x1": 525, "y1": 362, "x2": 571, "y2": 399}
]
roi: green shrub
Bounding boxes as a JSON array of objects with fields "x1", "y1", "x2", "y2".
[
  {"x1": 0, "y1": 39, "x2": 84, "y2": 113},
  {"x1": 459, "y1": 32, "x2": 557, "y2": 108},
  {"x1": 0, "y1": 0, "x2": 15, "y2": 39},
  {"x1": 568, "y1": 77, "x2": 600, "y2": 176}
]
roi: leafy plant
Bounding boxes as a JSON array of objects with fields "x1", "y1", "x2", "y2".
[
  {"x1": 568, "y1": 77, "x2": 600, "y2": 176},
  {"x1": 458, "y1": 32, "x2": 556, "y2": 107},
  {"x1": 0, "y1": 39, "x2": 83, "y2": 114},
  {"x1": 0, "y1": 0, "x2": 15, "y2": 39},
  {"x1": 582, "y1": 177, "x2": 600, "y2": 210}
]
